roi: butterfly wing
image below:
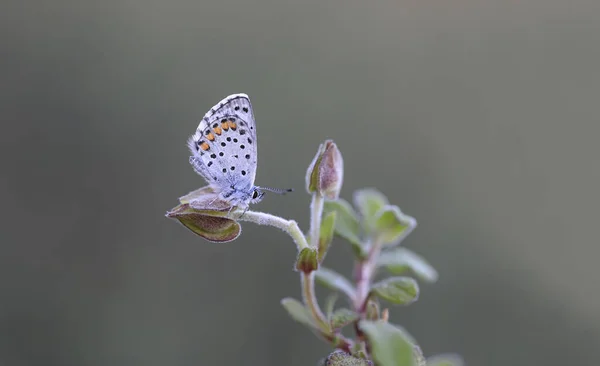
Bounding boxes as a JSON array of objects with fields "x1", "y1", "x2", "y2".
[{"x1": 188, "y1": 94, "x2": 258, "y2": 191}]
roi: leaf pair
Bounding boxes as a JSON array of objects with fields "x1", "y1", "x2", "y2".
[
  {"x1": 323, "y1": 188, "x2": 417, "y2": 257},
  {"x1": 314, "y1": 267, "x2": 421, "y2": 307}
]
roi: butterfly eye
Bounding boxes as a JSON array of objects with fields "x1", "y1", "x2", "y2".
[{"x1": 252, "y1": 190, "x2": 259, "y2": 199}]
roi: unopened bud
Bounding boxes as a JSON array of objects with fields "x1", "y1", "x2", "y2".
[
  {"x1": 323, "y1": 350, "x2": 373, "y2": 366},
  {"x1": 166, "y1": 186, "x2": 241, "y2": 243},
  {"x1": 295, "y1": 247, "x2": 319, "y2": 273},
  {"x1": 306, "y1": 140, "x2": 344, "y2": 199}
]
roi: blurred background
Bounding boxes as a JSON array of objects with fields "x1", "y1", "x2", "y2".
[{"x1": 2, "y1": 0, "x2": 600, "y2": 365}]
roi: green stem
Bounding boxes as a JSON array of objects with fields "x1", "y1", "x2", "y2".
[
  {"x1": 238, "y1": 210, "x2": 309, "y2": 251},
  {"x1": 309, "y1": 193, "x2": 324, "y2": 248},
  {"x1": 301, "y1": 271, "x2": 329, "y2": 333}
]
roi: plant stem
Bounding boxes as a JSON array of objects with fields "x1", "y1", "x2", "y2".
[
  {"x1": 353, "y1": 240, "x2": 382, "y2": 313},
  {"x1": 301, "y1": 271, "x2": 329, "y2": 332},
  {"x1": 238, "y1": 210, "x2": 309, "y2": 250},
  {"x1": 309, "y1": 193, "x2": 324, "y2": 248},
  {"x1": 324, "y1": 332, "x2": 354, "y2": 354}
]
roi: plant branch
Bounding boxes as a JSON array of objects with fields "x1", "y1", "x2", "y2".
[
  {"x1": 302, "y1": 271, "x2": 329, "y2": 332},
  {"x1": 309, "y1": 193, "x2": 325, "y2": 248},
  {"x1": 237, "y1": 210, "x2": 309, "y2": 251},
  {"x1": 353, "y1": 240, "x2": 383, "y2": 313}
]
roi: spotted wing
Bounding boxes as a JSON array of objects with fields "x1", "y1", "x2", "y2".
[{"x1": 188, "y1": 93, "x2": 258, "y2": 190}]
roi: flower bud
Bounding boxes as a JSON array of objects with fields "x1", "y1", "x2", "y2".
[
  {"x1": 306, "y1": 140, "x2": 344, "y2": 199},
  {"x1": 166, "y1": 186, "x2": 241, "y2": 243},
  {"x1": 322, "y1": 350, "x2": 373, "y2": 366},
  {"x1": 295, "y1": 247, "x2": 319, "y2": 273}
]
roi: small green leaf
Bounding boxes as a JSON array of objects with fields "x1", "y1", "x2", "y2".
[
  {"x1": 306, "y1": 142, "x2": 325, "y2": 194},
  {"x1": 323, "y1": 199, "x2": 364, "y2": 256},
  {"x1": 353, "y1": 188, "x2": 388, "y2": 231},
  {"x1": 318, "y1": 211, "x2": 337, "y2": 263},
  {"x1": 373, "y1": 205, "x2": 416, "y2": 246},
  {"x1": 365, "y1": 299, "x2": 380, "y2": 321},
  {"x1": 426, "y1": 354, "x2": 465, "y2": 366},
  {"x1": 281, "y1": 298, "x2": 317, "y2": 329},
  {"x1": 315, "y1": 267, "x2": 356, "y2": 298},
  {"x1": 359, "y1": 321, "x2": 415, "y2": 366},
  {"x1": 376, "y1": 248, "x2": 438, "y2": 283},
  {"x1": 324, "y1": 293, "x2": 338, "y2": 321},
  {"x1": 295, "y1": 247, "x2": 319, "y2": 273},
  {"x1": 371, "y1": 277, "x2": 419, "y2": 305},
  {"x1": 330, "y1": 308, "x2": 359, "y2": 329}
]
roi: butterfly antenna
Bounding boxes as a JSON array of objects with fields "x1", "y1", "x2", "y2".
[{"x1": 259, "y1": 186, "x2": 294, "y2": 195}]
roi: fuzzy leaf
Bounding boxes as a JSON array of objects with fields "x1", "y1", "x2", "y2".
[
  {"x1": 330, "y1": 308, "x2": 359, "y2": 329},
  {"x1": 371, "y1": 277, "x2": 419, "y2": 305},
  {"x1": 373, "y1": 206, "x2": 416, "y2": 246},
  {"x1": 281, "y1": 298, "x2": 317, "y2": 330},
  {"x1": 353, "y1": 188, "x2": 388, "y2": 232},
  {"x1": 323, "y1": 199, "x2": 364, "y2": 256},
  {"x1": 324, "y1": 293, "x2": 339, "y2": 321},
  {"x1": 315, "y1": 267, "x2": 356, "y2": 298},
  {"x1": 306, "y1": 143, "x2": 326, "y2": 194},
  {"x1": 426, "y1": 354, "x2": 465, "y2": 366},
  {"x1": 365, "y1": 299, "x2": 380, "y2": 321},
  {"x1": 377, "y1": 248, "x2": 438, "y2": 283},
  {"x1": 359, "y1": 321, "x2": 415, "y2": 366},
  {"x1": 318, "y1": 211, "x2": 337, "y2": 263}
]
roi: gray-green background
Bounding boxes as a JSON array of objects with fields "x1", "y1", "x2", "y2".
[{"x1": 2, "y1": 0, "x2": 600, "y2": 365}]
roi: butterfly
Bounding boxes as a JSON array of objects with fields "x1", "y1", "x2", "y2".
[{"x1": 187, "y1": 93, "x2": 291, "y2": 211}]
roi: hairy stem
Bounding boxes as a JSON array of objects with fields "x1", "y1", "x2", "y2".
[
  {"x1": 302, "y1": 272, "x2": 329, "y2": 332},
  {"x1": 309, "y1": 193, "x2": 324, "y2": 248},
  {"x1": 353, "y1": 240, "x2": 382, "y2": 313},
  {"x1": 237, "y1": 210, "x2": 309, "y2": 250},
  {"x1": 325, "y1": 332, "x2": 354, "y2": 354}
]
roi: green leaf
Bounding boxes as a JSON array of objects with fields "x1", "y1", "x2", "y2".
[
  {"x1": 371, "y1": 277, "x2": 419, "y2": 305},
  {"x1": 318, "y1": 211, "x2": 337, "y2": 263},
  {"x1": 330, "y1": 308, "x2": 359, "y2": 329},
  {"x1": 281, "y1": 298, "x2": 317, "y2": 330},
  {"x1": 373, "y1": 205, "x2": 416, "y2": 246},
  {"x1": 365, "y1": 299, "x2": 380, "y2": 321},
  {"x1": 353, "y1": 188, "x2": 388, "y2": 231},
  {"x1": 426, "y1": 354, "x2": 465, "y2": 366},
  {"x1": 376, "y1": 248, "x2": 439, "y2": 283},
  {"x1": 323, "y1": 199, "x2": 364, "y2": 256},
  {"x1": 314, "y1": 267, "x2": 356, "y2": 298},
  {"x1": 324, "y1": 293, "x2": 338, "y2": 321},
  {"x1": 359, "y1": 321, "x2": 415, "y2": 366}
]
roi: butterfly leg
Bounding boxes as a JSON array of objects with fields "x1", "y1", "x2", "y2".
[
  {"x1": 238, "y1": 206, "x2": 250, "y2": 220},
  {"x1": 226, "y1": 204, "x2": 237, "y2": 218}
]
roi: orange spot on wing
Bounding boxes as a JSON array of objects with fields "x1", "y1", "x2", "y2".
[
  {"x1": 228, "y1": 120, "x2": 237, "y2": 130},
  {"x1": 206, "y1": 132, "x2": 215, "y2": 141},
  {"x1": 221, "y1": 122, "x2": 229, "y2": 130},
  {"x1": 213, "y1": 126, "x2": 222, "y2": 135},
  {"x1": 200, "y1": 142, "x2": 210, "y2": 151}
]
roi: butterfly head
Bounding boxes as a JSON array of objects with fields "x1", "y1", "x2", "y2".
[{"x1": 249, "y1": 187, "x2": 265, "y2": 204}]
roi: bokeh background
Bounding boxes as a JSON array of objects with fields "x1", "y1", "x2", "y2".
[{"x1": 2, "y1": 0, "x2": 600, "y2": 365}]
